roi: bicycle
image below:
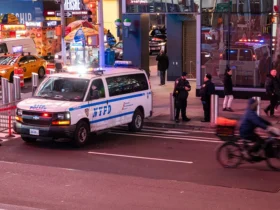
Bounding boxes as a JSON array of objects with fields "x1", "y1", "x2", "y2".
[{"x1": 215, "y1": 125, "x2": 280, "y2": 171}]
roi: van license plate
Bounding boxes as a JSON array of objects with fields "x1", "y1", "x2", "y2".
[{"x1": 30, "y1": 129, "x2": 39, "y2": 136}]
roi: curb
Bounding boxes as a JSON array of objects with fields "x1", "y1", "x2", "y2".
[{"x1": 143, "y1": 120, "x2": 215, "y2": 131}]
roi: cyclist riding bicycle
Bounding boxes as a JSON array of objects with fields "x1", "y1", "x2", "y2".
[{"x1": 239, "y1": 98, "x2": 274, "y2": 158}]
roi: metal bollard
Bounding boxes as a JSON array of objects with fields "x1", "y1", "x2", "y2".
[
  {"x1": 210, "y1": 94, "x2": 219, "y2": 124},
  {"x1": 170, "y1": 93, "x2": 176, "y2": 121},
  {"x1": 1, "y1": 78, "x2": 9, "y2": 104},
  {"x1": 32, "y1": 73, "x2": 39, "y2": 96},
  {"x1": 252, "y1": 96, "x2": 261, "y2": 116},
  {"x1": 7, "y1": 82, "x2": 15, "y2": 103},
  {"x1": 13, "y1": 76, "x2": 21, "y2": 100}
]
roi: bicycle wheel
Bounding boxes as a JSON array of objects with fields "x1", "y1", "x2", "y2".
[
  {"x1": 265, "y1": 140, "x2": 280, "y2": 171},
  {"x1": 216, "y1": 142, "x2": 243, "y2": 168}
]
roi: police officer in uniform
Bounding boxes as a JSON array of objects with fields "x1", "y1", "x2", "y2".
[
  {"x1": 174, "y1": 72, "x2": 191, "y2": 123},
  {"x1": 200, "y1": 73, "x2": 215, "y2": 122}
]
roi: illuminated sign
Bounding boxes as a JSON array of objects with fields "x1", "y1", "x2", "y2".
[
  {"x1": 46, "y1": 11, "x2": 56, "y2": 16},
  {"x1": 25, "y1": 22, "x2": 42, "y2": 27},
  {"x1": 46, "y1": 21, "x2": 57, "y2": 27},
  {"x1": 64, "y1": 0, "x2": 81, "y2": 11},
  {"x1": 71, "y1": 11, "x2": 87, "y2": 15},
  {"x1": 12, "y1": 46, "x2": 23, "y2": 53},
  {"x1": 127, "y1": 0, "x2": 148, "y2": 5}
]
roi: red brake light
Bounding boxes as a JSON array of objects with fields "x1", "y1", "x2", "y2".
[
  {"x1": 219, "y1": 53, "x2": 223, "y2": 59},
  {"x1": 43, "y1": 113, "x2": 49, "y2": 117},
  {"x1": 253, "y1": 54, "x2": 256, "y2": 61}
]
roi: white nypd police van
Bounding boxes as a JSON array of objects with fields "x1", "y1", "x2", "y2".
[{"x1": 14, "y1": 62, "x2": 153, "y2": 147}]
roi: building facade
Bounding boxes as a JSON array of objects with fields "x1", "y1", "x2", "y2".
[
  {"x1": 0, "y1": 0, "x2": 44, "y2": 24},
  {"x1": 121, "y1": 0, "x2": 279, "y2": 98}
]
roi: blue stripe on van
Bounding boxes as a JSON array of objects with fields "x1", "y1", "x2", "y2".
[
  {"x1": 90, "y1": 111, "x2": 134, "y2": 124},
  {"x1": 69, "y1": 92, "x2": 146, "y2": 111}
]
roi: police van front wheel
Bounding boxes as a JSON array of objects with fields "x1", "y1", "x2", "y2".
[
  {"x1": 128, "y1": 109, "x2": 144, "y2": 132},
  {"x1": 72, "y1": 121, "x2": 89, "y2": 147}
]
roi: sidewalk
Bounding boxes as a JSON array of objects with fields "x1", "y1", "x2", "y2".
[{"x1": 145, "y1": 65, "x2": 280, "y2": 130}]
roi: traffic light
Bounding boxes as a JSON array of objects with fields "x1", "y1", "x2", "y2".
[{"x1": 88, "y1": 10, "x2": 92, "y2": 22}]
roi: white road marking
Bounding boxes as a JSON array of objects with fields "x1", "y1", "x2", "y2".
[
  {"x1": 88, "y1": 152, "x2": 193, "y2": 164},
  {"x1": 163, "y1": 130, "x2": 188, "y2": 134},
  {"x1": 109, "y1": 131, "x2": 221, "y2": 143},
  {"x1": 119, "y1": 125, "x2": 216, "y2": 134}
]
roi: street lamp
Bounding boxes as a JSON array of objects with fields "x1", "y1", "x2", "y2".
[{"x1": 115, "y1": 18, "x2": 133, "y2": 38}]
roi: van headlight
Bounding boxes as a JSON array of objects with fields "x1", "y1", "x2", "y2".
[
  {"x1": 52, "y1": 112, "x2": 71, "y2": 125},
  {"x1": 53, "y1": 112, "x2": 70, "y2": 120},
  {"x1": 55, "y1": 55, "x2": 59, "y2": 59}
]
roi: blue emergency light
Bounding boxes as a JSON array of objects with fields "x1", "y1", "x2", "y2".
[{"x1": 114, "y1": 60, "x2": 133, "y2": 67}]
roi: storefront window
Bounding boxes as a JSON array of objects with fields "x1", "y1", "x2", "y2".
[{"x1": 201, "y1": 0, "x2": 276, "y2": 88}]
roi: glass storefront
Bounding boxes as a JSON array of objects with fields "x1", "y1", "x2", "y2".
[
  {"x1": 201, "y1": 0, "x2": 277, "y2": 88},
  {"x1": 124, "y1": 0, "x2": 280, "y2": 90}
]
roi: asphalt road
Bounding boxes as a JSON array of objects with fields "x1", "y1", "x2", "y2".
[
  {"x1": 0, "y1": 56, "x2": 279, "y2": 209},
  {"x1": 0, "y1": 126, "x2": 279, "y2": 210}
]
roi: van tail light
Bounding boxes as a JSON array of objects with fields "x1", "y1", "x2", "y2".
[
  {"x1": 219, "y1": 53, "x2": 223, "y2": 59},
  {"x1": 253, "y1": 54, "x2": 256, "y2": 61},
  {"x1": 148, "y1": 80, "x2": 151, "y2": 88}
]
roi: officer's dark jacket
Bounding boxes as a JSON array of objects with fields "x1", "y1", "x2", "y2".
[
  {"x1": 200, "y1": 80, "x2": 215, "y2": 102},
  {"x1": 223, "y1": 73, "x2": 233, "y2": 95},
  {"x1": 156, "y1": 54, "x2": 169, "y2": 71},
  {"x1": 174, "y1": 78, "x2": 191, "y2": 99},
  {"x1": 265, "y1": 74, "x2": 279, "y2": 96}
]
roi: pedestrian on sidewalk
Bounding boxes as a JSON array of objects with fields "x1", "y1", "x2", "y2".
[
  {"x1": 264, "y1": 69, "x2": 280, "y2": 117},
  {"x1": 173, "y1": 72, "x2": 191, "y2": 123},
  {"x1": 223, "y1": 67, "x2": 234, "y2": 112},
  {"x1": 156, "y1": 50, "x2": 169, "y2": 86},
  {"x1": 258, "y1": 52, "x2": 271, "y2": 88},
  {"x1": 200, "y1": 73, "x2": 215, "y2": 122}
]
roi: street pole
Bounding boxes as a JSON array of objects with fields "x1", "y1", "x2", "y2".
[
  {"x1": 60, "y1": 0, "x2": 66, "y2": 66},
  {"x1": 98, "y1": 0, "x2": 105, "y2": 68}
]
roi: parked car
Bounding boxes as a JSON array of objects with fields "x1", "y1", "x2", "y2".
[
  {"x1": 201, "y1": 51, "x2": 213, "y2": 65},
  {"x1": 149, "y1": 36, "x2": 166, "y2": 55},
  {"x1": 0, "y1": 53, "x2": 46, "y2": 82}
]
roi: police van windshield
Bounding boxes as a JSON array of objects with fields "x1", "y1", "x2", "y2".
[{"x1": 35, "y1": 77, "x2": 90, "y2": 101}]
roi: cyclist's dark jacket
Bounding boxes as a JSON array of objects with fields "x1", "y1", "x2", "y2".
[{"x1": 239, "y1": 99, "x2": 270, "y2": 139}]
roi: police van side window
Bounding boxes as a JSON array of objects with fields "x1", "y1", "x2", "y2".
[
  {"x1": 87, "y1": 79, "x2": 105, "y2": 101},
  {"x1": 239, "y1": 49, "x2": 252, "y2": 61},
  {"x1": 106, "y1": 73, "x2": 148, "y2": 97},
  {"x1": 0, "y1": 43, "x2": 8, "y2": 54}
]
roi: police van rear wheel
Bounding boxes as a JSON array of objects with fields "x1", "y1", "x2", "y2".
[
  {"x1": 128, "y1": 109, "x2": 144, "y2": 132},
  {"x1": 21, "y1": 136, "x2": 37, "y2": 143},
  {"x1": 72, "y1": 121, "x2": 89, "y2": 147}
]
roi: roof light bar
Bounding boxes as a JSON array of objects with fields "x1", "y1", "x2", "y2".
[
  {"x1": 114, "y1": 60, "x2": 133, "y2": 67},
  {"x1": 238, "y1": 39, "x2": 264, "y2": 43}
]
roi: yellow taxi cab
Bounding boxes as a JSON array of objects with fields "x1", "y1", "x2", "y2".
[{"x1": 0, "y1": 53, "x2": 47, "y2": 82}]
